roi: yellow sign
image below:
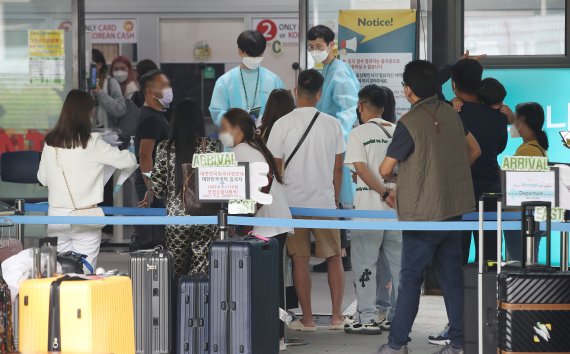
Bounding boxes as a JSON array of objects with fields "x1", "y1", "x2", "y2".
[
  {"x1": 501, "y1": 156, "x2": 549, "y2": 172},
  {"x1": 338, "y1": 9, "x2": 416, "y2": 43},
  {"x1": 28, "y1": 30, "x2": 64, "y2": 57}
]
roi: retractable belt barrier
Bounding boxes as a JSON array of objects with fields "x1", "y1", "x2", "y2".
[{"x1": 6, "y1": 203, "x2": 570, "y2": 232}]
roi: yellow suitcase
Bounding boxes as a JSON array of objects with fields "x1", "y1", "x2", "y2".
[{"x1": 19, "y1": 276, "x2": 135, "y2": 354}]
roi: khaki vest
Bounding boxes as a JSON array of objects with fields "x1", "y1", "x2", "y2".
[{"x1": 396, "y1": 96, "x2": 475, "y2": 221}]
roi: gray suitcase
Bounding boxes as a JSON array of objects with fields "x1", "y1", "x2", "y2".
[
  {"x1": 209, "y1": 237, "x2": 279, "y2": 354},
  {"x1": 129, "y1": 249, "x2": 174, "y2": 354},
  {"x1": 177, "y1": 275, "x2": 209, "y2": 354}
]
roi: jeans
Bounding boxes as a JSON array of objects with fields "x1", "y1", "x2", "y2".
[
  {"x1": 351, "y1": 229, "x2": 402, "y2": 323},
  {"x1": 377, "y1": 251, "x2": 397, "y2": 321},
  {"x1": 389, "y1": 219, "x2": 464, "y2": 349}
]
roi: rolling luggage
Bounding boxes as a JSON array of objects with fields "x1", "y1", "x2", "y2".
[
  {"x1": 464, "y1": 194, "x2": 502, "y2": 354},
  {"x1": 209, "y1": 236, "x2": 279, "y2": 354},
  {"x1": 18, "y1": 275, "x2": 134, "y2": 354},
  {"x1": 129, "y1": 248, "x2": 174, "y2": 354},
  {"x1": 177, "y1": 275, "x2": 209, "y2": 354},
  {"x1": 497, "y1": 202, "x2": 570, "y2": 353}
]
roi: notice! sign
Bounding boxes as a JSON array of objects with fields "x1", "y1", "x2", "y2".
[
  {"x1": 253, "y1": 18, "x2": 299, "y2": 43},
  {"x1": 86, "y1": 19, "x2": 137, "y2": 44},
  {"x1": 197, "y1": 165, "x2": 248, "y2": 201}
]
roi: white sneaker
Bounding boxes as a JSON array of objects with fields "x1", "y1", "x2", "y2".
[
  {"x1": 279, "y1": 338, "x2": 286, "y2": 351},
  {"x1": 344, "y1": 319, "x2": 382, "y2": 335},
  {"x1": 428, "y1": 324, "x2": 451, "y2": 346}
]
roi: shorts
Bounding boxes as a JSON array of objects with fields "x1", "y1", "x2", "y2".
[{"x1": 286, "y1": 216, "x2": 341, "y2": 259}]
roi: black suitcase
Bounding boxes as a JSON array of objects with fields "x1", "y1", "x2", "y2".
[
  {"x1": 177, "y1": 275, "x2": 209, "y2": 354},
  {"x1": 209, "y1": 237, "x2": 279, "y2": 354},
  {"x1": 129, "y1": 248, "x2": 174, "y2": 354},
  {"x1": 497, "y1": 202, "x2": 570, "y2": 353},
  {"x1": 464, "y1": 193, "x2": 503, "y2": 354}
]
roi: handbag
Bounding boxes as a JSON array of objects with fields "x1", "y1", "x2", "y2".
[
  {"x1": 57, "y1": 251, "x2": 94, "y2": 275},
  {"x1": 55, "y1": 148, "x2": 105, "y2": 233},
  {"x1": 181, "y1": 138, "x2": 220, "y2": 216}
]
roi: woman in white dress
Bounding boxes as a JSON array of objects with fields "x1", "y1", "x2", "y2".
[
  {"x1": 37, "y1": 90, "x2": 137, "y2": 268},
  {"x1": 219, "y1": 108, "x2": 292, "y2": 348}
]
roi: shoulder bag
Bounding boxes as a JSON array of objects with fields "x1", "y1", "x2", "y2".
[
  {"x1": 367, "y1": 120, "x2": 393, "y2": 139},
  {"x1": 55, "y1": 148, "x2": 105, "y2": 233},
  {"x1": 284, "y1": 111, "x2": 320, "y2": 169}
]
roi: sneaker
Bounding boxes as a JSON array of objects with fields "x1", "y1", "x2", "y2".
[
  {"x1": 344, "y1": 320, "x2": 382, "y2": 335},
  {"x1": 432, "y1": 344, "x2": 463, "y2": 354},
  {"x1": 372, "y1": 343, "x2": 409, "y2": 354},
  {"x1": 279, "y1": 338, "x2": 286, "y2": 351},
  {"x1": 379, "y1": 318, "x2": 391, "y2": 331},
  {"x1": 428, "y1": 324, "x2": 451, "y2": 346}
]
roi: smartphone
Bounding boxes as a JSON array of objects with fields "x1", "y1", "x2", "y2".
[
  {"x1": 89, "y1": 64, "x2": 97, "y2": 89},
  {"x1": 560, "y1": 131, "x2": 570, "y2": 149}
]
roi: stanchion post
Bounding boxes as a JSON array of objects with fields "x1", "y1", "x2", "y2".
[
  {"x1": 14, "y1": 199, "x2": 25, "y2": 245},
  {"x1": 218, "y1": 207, "x2": 228, "y2": 240},
  {"x1": 561, "y1": 231, "x2": 569, "y2": 271}
]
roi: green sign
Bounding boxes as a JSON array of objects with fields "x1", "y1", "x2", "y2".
[
  {"x1": 192, "y1": 152, "x2": 237, "y2": 168},
  {"x1": 203, "y1": 66, "x2": 216, "y2": 80},
  {"x1": 534, "y1": 207, "x2": 566, "y2": 222},
  {"x1": 501, "y1": 156, "x2": 549, "y2": 172}
]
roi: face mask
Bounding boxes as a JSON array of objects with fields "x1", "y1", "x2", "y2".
[
  {"x1": 242, "y1": 56, "x2": 263, "y2": 70},
  {"x1": 113, "y1": 70, "x2": 128, "y2": 83},
  {"x1": 219, "y1": 132, "x2": 235, "y2": 148},
  {"x1": 510, "y1": 124, "x2": 521, "y2": 138},
  {"x1": 309, "y1": 48, "x2": 329, "y2": 64},
  {"x1": 154, "y1": 87, "x2": 173, "y2": 107}
]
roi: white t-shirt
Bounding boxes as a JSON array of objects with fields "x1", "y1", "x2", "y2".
[
  {"x1": 344, "y1": 118, "x2": 396, "y2": 220},
  {"x1": 231, "y1": 143, "x2": 293, "y2": 237},
  {"x1": 267, "y1": 107, "x2": 345, "y2": 209}
]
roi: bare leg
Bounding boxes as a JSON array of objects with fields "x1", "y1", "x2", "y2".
[
  {"x1": 327, "y1": 255, "x2": 345, "y2": 325},
  {"x1": 292, "y1": 255, "x2": 315, "y2": 327}
]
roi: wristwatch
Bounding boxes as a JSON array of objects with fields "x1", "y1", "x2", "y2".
[{"x1": 381, "y1": 190, "x2": 390, "y2": 201}]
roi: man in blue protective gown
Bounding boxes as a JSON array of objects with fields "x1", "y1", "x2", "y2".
[
  {"x1": 209, "y1": 30, "x2": 284, "y2": 127},
  {"x1": 308, "y1": 25, "x2": 360, "y2": 272}
]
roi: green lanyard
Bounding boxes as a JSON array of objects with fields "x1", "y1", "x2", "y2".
[{"x1": 240, "y1": 68, "x2": 260, "y2": 111}]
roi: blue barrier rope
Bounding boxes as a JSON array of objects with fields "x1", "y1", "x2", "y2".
[
  {"x1": 24, "y1": 203, "x2": 521, "y2": 220},
  {"x1": 5, "y1": 215, "x2": 570, "y2": 231}
]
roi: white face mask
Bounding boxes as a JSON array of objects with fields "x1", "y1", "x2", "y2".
[
  {"x1": 510, "y1": 124, "x2": 521, "y2": 138},
  {"x1": 242, "y1": 56, "x2": 264, "y2": 70},
  {"x1": 154, "y1": 87, "x2": 173, "y2": 107},
  {"x1": 309, "y1": 48, "x2": 330, "y2": 64},
  {"x1": 219, "y1": 132, "x2": 235, "y2": 148},
  {"x1": 113, "y1": 70, "x2": 128, "y2": 83}
]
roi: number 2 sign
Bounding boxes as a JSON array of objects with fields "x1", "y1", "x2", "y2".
[{"x1": 256, "y1": 20, "x2": 277, "y2": 41}]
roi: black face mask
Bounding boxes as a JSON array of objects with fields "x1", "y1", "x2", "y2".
[{"x1": 356, "y1": 107, "x2": 363, "y2": 125}]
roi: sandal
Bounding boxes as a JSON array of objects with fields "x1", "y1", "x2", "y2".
[
  {"x1": 288, "y1": 319, "x2": 316, "y2": 332},
  {"x1": 329, "y1": 315, "x2": 354, "y2": 330}
]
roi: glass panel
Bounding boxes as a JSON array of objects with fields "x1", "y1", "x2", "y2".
[
  {"x1": 464, "y1": 0, "x2": 566, "y2": 56},
  {"x1": 0, "y1": 0, "x2": 76, "y2": 199}
]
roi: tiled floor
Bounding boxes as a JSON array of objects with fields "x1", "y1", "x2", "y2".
[{"x1": 98, "y1": 251, "x2": 448, "y2": 354}]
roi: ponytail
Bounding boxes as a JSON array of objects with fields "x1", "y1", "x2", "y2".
[{"x1": 535, "y1": 130, "x2": 549, "y2": 151}]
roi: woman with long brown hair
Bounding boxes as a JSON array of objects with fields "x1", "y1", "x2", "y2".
[
  {"x1": 37, "y1": 89, "x2": 137, "y2": 269},
  {"x1": 258, "y1": 89, "x2": 296, "y2": 142},
  {"x1": 219, "y1": 108, "x2": 292, "y2": 348}
]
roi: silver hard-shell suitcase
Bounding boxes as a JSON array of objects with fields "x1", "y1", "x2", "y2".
[{"x1": 129, "y1": 249, "x2": 174, "y2": 354}]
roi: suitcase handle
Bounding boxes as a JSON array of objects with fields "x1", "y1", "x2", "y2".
[
  {"x1": 521, "y1": 201, "x2": 552, "y2": 269},
  {"x1": 478, "y1": 193, "x2": 503, "y2": 275}
]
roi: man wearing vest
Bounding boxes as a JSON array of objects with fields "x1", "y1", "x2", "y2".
[{"x1": 374, "y1": 60, "x2": 481, "y2": 354}]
